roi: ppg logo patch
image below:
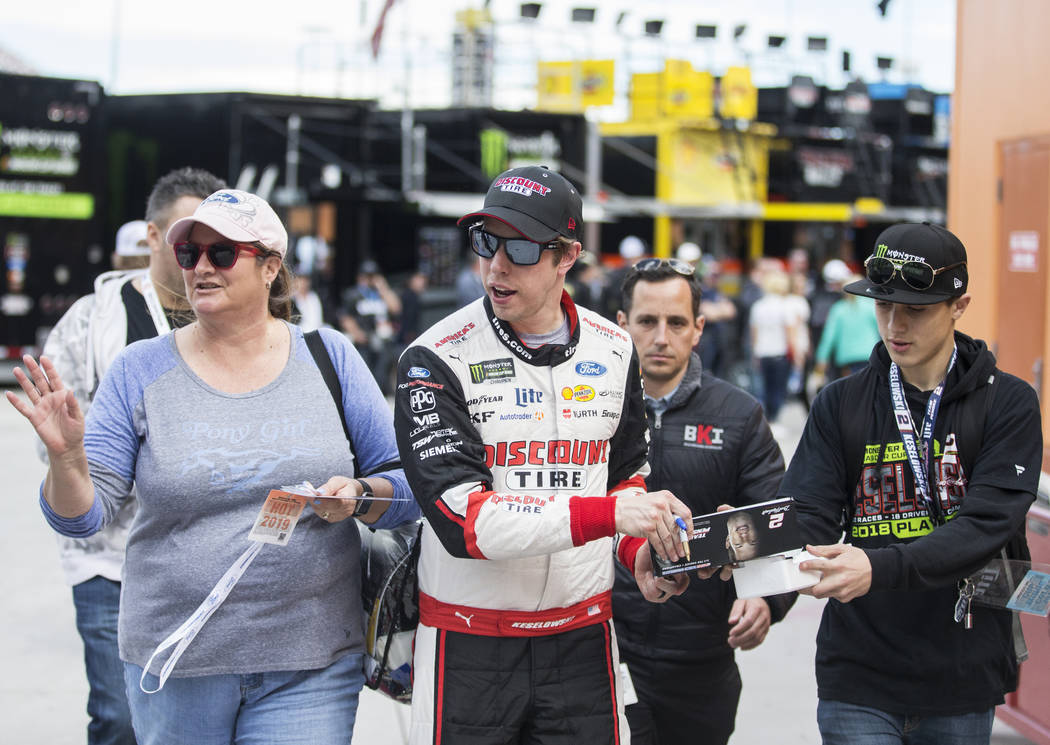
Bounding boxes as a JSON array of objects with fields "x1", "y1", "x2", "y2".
[{"x1": 409, "y1": 388, "x2": 436, "y2": 413}]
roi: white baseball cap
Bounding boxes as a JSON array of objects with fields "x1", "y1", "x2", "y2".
[
  {"x1": 676, "y1": 242, "x2": 702, "y2": 263},
  {"x1": 115, "y1": 220, "x2": 150, "y2": 257},
  {"x1": 822, "y1": 258, "x2": 852, "y2": 284},
  {"x1": 166, "y1": 189, "x2": 288, "y2": 257},
  {"x1": 619, "y1": 235, "x2": 646, "y2": 260}
]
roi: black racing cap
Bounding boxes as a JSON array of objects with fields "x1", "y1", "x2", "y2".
[
  {"x1": 845, "y1": 221, "x2": 968, "y2": 305},
  {"x1": 457, "y1": 165, "x2": 583, "y2": 243}
]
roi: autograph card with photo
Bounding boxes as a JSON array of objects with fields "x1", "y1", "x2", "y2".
[
  {"x1": 652, "y1": 498, "x2": 803, "y2": 577},
  {"x1": 249, "y1": 490, "x2": 308, "y2": 546}
]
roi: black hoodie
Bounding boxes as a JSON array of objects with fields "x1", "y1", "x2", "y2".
[{"x1": 780, "y1": 331, "x2": 1041, "y2": 715}]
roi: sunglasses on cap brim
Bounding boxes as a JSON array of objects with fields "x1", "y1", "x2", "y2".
[
  {"x1": 631, "y1": 258, "x2": 696, "y2": 276},
  {"x1": 173, "y1": 241, "x2": 266, "y2": 270},
  {"x1": 863, "y1": 255, "x2": 966, "y2": 291},
  {"x1": 468, "y1": 223, "x2": 560, "y2": 266}
]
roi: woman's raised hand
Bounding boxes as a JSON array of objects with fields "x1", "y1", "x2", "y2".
[{"x1": 6, "y1": 355, "x2": 85, "y2": 457}]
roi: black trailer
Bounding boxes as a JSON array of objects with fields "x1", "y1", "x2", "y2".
[
  {"x1": 106, "y1": 95, "x2": 590, "y2": 287},
  {"x1": 105, "y1": 91, "x2": 384, "y2": 288},
  {"x1": 0, "y1": 72, "x2": 106, "y2": 375}
]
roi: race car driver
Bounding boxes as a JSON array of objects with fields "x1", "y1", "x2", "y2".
[{"x1": 394, "y1": 165, "x2": 692, "y2": 745}]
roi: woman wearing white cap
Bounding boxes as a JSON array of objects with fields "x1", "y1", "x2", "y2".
[{"x1": 7, "y1": 189, "x2": 418, "y2": 744}]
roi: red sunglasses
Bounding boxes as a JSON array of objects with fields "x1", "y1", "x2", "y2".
[{"x1": 173, "y1": 241, "x2": 265, "y2": 270}]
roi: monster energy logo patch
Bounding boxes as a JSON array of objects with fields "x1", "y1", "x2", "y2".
[
  {"x1": 874, "y1": 243, "x2": 889, "y2": 257},
  {"x1": 469, "y1": 357, "x2": 515, "y2": 384},
  {"x1": 481, "y1": 128, "x2": 509, "y2": 179}
]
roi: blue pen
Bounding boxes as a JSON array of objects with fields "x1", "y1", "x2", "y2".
[{"x1": 674, "y1": 517, "x2": 691, "y2": 561}]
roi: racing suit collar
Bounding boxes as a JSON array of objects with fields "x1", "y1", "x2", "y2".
[{"x1": 483, "y1": 290, "x2": 581, "y2": 367}]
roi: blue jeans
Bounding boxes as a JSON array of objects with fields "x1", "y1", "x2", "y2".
[
  {"x1": 758, "y1": 355, "x2": 791, "y2": 421},
  {"x1": 73, "y1": 576, "x2": 136, "y2": 745},
  {"x1": 817, "y1": 699, "x2": 995, "y2": 745},
  {"x1": 124, "y1": 653, "x2": 363, "y2": 745}
]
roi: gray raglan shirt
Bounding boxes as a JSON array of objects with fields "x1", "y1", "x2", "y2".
[{"x1": 42, "y1": 324, "x2": 417, "y2": 677}]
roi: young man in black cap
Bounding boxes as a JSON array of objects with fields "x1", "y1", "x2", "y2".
[
  {"x1": 779, "y1": 222, "x2": 1041, "y2": 742},
  {"x1": 394, "y1": 165, "x2": 693, "y2": 744}
]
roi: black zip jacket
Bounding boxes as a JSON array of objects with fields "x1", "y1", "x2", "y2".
[
  {"x1": 612, "y1": 353, "x2": 794, "y2": 663},
  {"x1": 781, "y1": 331, "x2": 1041, "y2": 715}
]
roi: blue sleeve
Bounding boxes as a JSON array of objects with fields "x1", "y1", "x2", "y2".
[
  {"x1": 318, "y1": 328, "x2": 418, "y2": 530},
  {"x1": 40, "y1": 337, "x2": 161, "y2": 536},
  {"x1": 39, "y1": 484, "x2": 103, "y2": 537},
  {"x1": 84, "y1": 352, "x2": 141, "y2": 482},
  {"x1": 80, "y1": 345, "x2": 149, "y2": 527}
]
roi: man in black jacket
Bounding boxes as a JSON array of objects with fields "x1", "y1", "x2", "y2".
[
  {"x1": 785, "y1": 222, "x2": 1041, "y2": 743},
  {"x1": 612, "y1": 258, "x2": 794, "y2": 745}
]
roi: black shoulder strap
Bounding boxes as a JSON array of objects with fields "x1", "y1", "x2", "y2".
[{"x1": 305, "y1": 329, "x2": 359, "y2": 478}]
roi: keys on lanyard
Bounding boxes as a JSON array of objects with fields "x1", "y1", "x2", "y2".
[{"x1": 954, "y1": 578, "x2": 975, "y2": 630}]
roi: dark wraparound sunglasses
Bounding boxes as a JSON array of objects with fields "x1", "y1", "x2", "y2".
[
  {"x1": 173, "y1": 241, "x2": 266, "y2": 270},
  {"x1": 863, "y1": 255, "x2": 966, "y2": 291},
  {"x1": 468, "y1": 224, "x2": 560, "y2": 266},
  {"x1": 632, "y1": 258, "x2": 696, "y2": 276}
]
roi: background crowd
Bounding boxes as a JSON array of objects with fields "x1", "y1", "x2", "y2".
[{"x1": 287, "y1": 229, "x2": 880, "y2": 422}]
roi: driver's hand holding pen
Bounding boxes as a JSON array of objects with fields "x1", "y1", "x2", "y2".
[{"x1": 614, "y1": 489, "x2": 693, "y2": 563}]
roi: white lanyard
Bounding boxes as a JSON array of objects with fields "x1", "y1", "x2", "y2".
[
  {"x1": 140, "y1": 273, "x2": 171, "y2": 335},
  {"x1": 138, "y1": 487, "x2": 315, "y2": 693},
  {"x1": 139, "y1": 541, "x2": 263, "y2": 693},
  {"x1": 888, "y1": 347, "x2": 957, "y2": 522}
]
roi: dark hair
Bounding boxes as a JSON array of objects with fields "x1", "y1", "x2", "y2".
[
  {"x1": 145, "y1": 167, "x2": 226, "y2": 230},
  {"x1": 551, "y1": 236, "x2": 577, "y2": 266},
  {"x1": 620, "y1": 263, "x2": 703, "y2": 318},
  {"x1": 261, "y1": 250, "x2": 294, "y2": 321}
]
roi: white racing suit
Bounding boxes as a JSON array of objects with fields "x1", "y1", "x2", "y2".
[{"x1": 394, "y1": 292, "x2": 650, "y2": 744}]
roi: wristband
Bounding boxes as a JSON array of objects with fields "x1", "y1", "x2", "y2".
[{"x1": 351, "y1": 479, "x2": 375, "y2": 517}]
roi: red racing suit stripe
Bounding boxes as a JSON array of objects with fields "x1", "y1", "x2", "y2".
[{"x1": 420, "y1": 590, "x2": 613, "y2": 637}]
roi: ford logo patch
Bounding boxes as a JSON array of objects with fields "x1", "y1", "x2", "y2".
[
  {"x1": 575, "y1": 361, "x2": 607, "y2": 377},
  {"x1": 203, "y1": 191, "x2": 239, "y2": 204},
  {"x1": 407, "y1": 367, "x2": 431, "y2": 378}
]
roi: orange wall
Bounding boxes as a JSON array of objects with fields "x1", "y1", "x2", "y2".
[{"x1": 950, "y1": 0, "x2": 1050, "y2": 343}]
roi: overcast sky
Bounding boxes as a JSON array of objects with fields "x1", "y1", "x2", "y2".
[{"x1": 2, "y1": 0, "x2": 955, "y2": 111}]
